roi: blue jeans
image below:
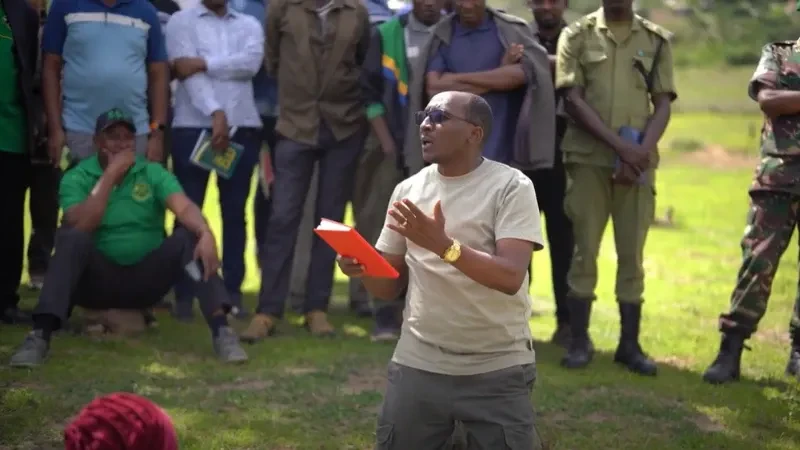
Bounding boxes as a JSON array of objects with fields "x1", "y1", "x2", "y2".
[{"x1": 170, "y1": 127, "x2": 261, "y2": 307}]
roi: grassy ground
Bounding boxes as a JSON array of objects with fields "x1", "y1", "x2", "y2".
[
  {"x1": 1, "y1": 62, "x2": 798, "y2": 448},
  {"x1": 2, "y1": 153, "x2": 800, "y2": 449}
]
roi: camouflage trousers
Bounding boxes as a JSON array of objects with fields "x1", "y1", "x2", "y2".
[{"x1": 722, "y1": 191, "x2": 800, "y2": 339}]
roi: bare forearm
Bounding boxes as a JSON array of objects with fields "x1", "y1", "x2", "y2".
[
  {"x1": 42, "y1": 64, "x2": 62, "y2": 133},
  {"x1": 758, "y1": 90, "x2": 800, "y2": 118},
  {"x1": 565, "y1": 89, "x2": 627, "y2": 155},
  {"x1": 361, "y1": 274, "x2": 407, "y2": 301},
  {"x1": 370, "y1": 116, "x2": 394, "y2": 146},
  {"x1": 174, "y1": 202, "x2": 211, "y2": 237},
  {"x1": 450, "y1": 246, "x2": 527, "y2": 296},
  {"x1": 65, "y1": 176, "x2": 116, "y2": 232},
  {"x1": 426, "y1": 73, "x2": 488, "y2": 97},
  {"x1": 641, "y1": 98, "x2": 671, "y2": 151},
  {"x1": 455, "y1": 65, "x2": 527, "y2": 91},
  {"x1": 147, "y1": 63, "x2": 169, "y2": 124}
]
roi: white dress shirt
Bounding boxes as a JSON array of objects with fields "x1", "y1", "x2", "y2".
[{"x1": 165, "y1": 5, "x2": 264, "y2": 128}]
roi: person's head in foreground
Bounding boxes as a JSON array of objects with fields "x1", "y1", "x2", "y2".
[
  {"x1": 94, "y1": 108, "x2": 137, "y2": 167},
  {"x1": 416, "y1": 91, "x2": 493, "y2": 175},
  {"x1": 64, "y1": 393, "x2": 178, "y2": 450}
]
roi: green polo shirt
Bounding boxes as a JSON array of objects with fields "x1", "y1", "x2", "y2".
[
  {"x1": 0, "y1": 5, "x2": 27, "y2": 154},
  {"x1": 60, "y1": 155, "x2": 184, "y2": 265}
]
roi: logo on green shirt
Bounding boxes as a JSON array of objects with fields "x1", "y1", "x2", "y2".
[{"x1": 132, "y1": 182, "x2": 152, "y2": 202}]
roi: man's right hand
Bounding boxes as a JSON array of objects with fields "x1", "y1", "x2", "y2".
[
  {"x1": 105, "y1": 151, "x2": 137, "y2": 184},
  {"x1": 502, "y1": 44, "x2": 524, "y2": 66},
  {"x1": 47, "y1": 128, "x2": 65, "y2": 167},
  {"x1": 337, "y1": 256, "x2": 365, "y2": 278},
  {"x1": 211, "y1": 111, "x2": 229, "y2": 152}
]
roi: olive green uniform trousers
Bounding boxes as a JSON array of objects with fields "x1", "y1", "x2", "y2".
[{"x1": 564, "y1": 164, "x2": 655, "y2": 303}]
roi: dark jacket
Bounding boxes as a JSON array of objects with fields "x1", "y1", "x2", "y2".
[
  {"x1": 5, "y1": 0, "x2": 43, "y2": 160},
  {"x1": 361, "y1": 13, "x2": 411, "y2": 170},
  {"x1": 406, "y1": 9, "x2": 555, "y2": 175},
  {"x1": 266, "y1": 0, "x2": 371, "y2": 145}
]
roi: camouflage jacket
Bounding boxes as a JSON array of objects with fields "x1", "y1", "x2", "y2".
[{"x1": 749, "y1": 39, "x2": 800, "y2": 194}]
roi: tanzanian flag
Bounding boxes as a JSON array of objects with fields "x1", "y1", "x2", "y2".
[{"x1": 366, "y1": 17, "x2": 409, "y2": 119}]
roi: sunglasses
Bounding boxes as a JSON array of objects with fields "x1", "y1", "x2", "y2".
[{"x1": 414, "y1": 109, "x2": 476, "y2": 126}]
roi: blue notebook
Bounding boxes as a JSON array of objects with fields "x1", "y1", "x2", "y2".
[{"x1": 615, "y1": 126, "x2": 649, "y2": 185}]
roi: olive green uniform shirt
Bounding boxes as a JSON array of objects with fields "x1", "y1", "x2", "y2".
[
  {"x1": 555, "y1": 8, "x2": 677, "y2": 168},
  {"x1": 0, "y1": 4, "x2": 28, "y2": 154},
  {"x1": 60, "y1": 156, "x2": 184, "y2": 266}
]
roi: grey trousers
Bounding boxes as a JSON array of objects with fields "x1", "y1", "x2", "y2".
[
  {"x1": 66, "y1": 131, "x2": 148, "y2": 162},
  {"x1": 376, "y1": 362, "x2": 542, "y2": 450}
]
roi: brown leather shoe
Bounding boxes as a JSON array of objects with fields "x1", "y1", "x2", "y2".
[
  {"x1": 305, "y1": 310, "x2": 335, "y2": 337},
  {"x1": 239, "y1": 314, "x2": 277, "y2": 343}
]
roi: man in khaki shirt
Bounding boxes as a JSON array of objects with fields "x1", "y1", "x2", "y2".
[
  {"x1": 340, "y1": 91, "x2": 544, "y2": 450},
  {"x1": 555, "y1": 0, "x2": 676, "y2": 376}
]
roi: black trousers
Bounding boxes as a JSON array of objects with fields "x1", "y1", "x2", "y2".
[
  {"x1": 0, "y1": 152, "x2": 31, "y2": 311},
  {"x1": 33, "y1": 227, "x2": 229, "y2": 330},
  {"x1": 524, "y1": 153, "x2": 574, "y2": 326},
  {"x1": 27, "y1": 163, "x2": 61, "y2": 277}
]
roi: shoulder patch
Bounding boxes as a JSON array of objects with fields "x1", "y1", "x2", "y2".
[{"x1": 639, "y1": 17, "x2": 673, "y2": 41}]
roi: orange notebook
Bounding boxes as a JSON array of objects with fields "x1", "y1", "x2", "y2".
[{"x1": 314, "y1": 218, "x2": 400, "y2": 279}]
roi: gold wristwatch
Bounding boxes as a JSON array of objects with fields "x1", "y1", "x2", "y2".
[{"x1": 441, "y1": 239, "x2": 462, "y2": 263}]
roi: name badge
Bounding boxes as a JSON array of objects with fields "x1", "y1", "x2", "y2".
[{"x1": 407, "y1": 46, "x2": 419, "y2": 58}]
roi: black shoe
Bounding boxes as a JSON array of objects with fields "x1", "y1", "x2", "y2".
[
  {"x1": 550, "y1": 323, "x2": 571, "y2": 349},
  {"x1": 1, "y1": 307, "x2": 33, "y2": 325},
  {"x1": 703, "y1": 332, "x2": 747, "y2": 384},
  {"x1": 614, "y1": 303, "x2": 657, "y2": 376},
  {"x1": 561, "y1": 298, "x2": 594, "y2": 369}
]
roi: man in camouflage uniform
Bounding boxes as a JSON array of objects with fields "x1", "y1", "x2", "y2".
[
  {"x1": 703, "y1": 38, "x2": 800, "y2": 384},
  {"x1": 555, "y1": 0, "x2": 676, "y2": 376}
]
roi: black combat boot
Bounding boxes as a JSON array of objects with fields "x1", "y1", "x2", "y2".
[
  {"x1": 614, "y1": 303, "x2": 657, "y2": 376},
  {"x1": 703, "y1": 332, "x2": 747, "y2": 384},
  {"x1": 561, "y1": 297, "x2": 594, "y2": 369},
  {"x1": 786, "y1": 332, "x2": 800, "y2": 378}
]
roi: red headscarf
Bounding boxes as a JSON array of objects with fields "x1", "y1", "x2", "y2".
[{"x1": 64, "y1": 393, "x2": 178, "y2": 450}]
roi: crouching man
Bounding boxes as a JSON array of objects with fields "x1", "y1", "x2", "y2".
[{"x1": 9, "y1": 108, "x2": 248, "y2": 368}]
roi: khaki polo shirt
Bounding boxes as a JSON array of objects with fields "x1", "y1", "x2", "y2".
[{"x1": 375, "y1": 160, "x2": 544, "y2": 376}]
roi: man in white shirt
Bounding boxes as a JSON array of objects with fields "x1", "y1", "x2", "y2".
[
  {"x1": 339, "y1": 91, "x2": 545, "y2": 450},
  {"x1": 165, "y1": 0, "x2": 264, "y2": 320}
]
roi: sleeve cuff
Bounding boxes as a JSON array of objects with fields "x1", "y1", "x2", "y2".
[
  {"x1": 204, "y1": 56, "x2": 224, "y2": 76},
  {"x1": 366, "y1": 103, "x2": 386, "y2": 120}
]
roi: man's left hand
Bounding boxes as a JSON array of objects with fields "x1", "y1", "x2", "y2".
[
  {"x1": 173, "y1": 57, "x2": 207, "y2": 79},
  {"x1": 193, "y1": 231, "x2": 220, "y2": 281},
  {"x1": 146, "y1": 132, "x2": 164, "y2": 162},
  {"x1": 387, "y1": 199, "x2": 452, "y2": 257}
]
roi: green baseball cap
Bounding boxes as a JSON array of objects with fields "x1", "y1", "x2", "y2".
[{"x1": 95, "y1": 108, "x2": 135, "y2": 135}]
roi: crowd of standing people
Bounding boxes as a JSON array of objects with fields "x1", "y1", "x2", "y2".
[{"x1": 3, "y1": 0, "x2": 800, "y2": 447}]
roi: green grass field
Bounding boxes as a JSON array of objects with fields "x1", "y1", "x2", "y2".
[{"x1": 2, "y1": 64, "x2": 799, "y2": 449}]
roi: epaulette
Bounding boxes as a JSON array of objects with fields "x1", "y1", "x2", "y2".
[
  {"x1": 562, "y1": 15, "x2": 594, "y2": 39},
  {"x1": 638, "y1": 17, "x2": 674, "y2": 41}
]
